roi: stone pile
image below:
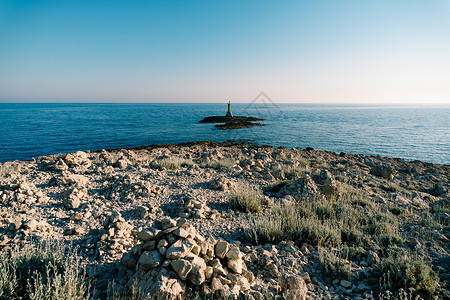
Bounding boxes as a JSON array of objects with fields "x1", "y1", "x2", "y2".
[
  {"x1": 121, "y1": 217, "x2": 261, "y2": 299},
  {"x1": 278, "y1": 175, "x2": 323, "y2": 201},
  {"x1": 107, "y1": 175, "x2": 165, "y2": 202},
  {"x1": 75, "y1": 211, "x2": 134, "y2": 261},
  {"x1": 47, "y1": 151, "x2": 92, "y2": 172},
  {"x1": 278, "y1": 170, "x2": 340, "y2": 200},
  {"x1": 312, "y1": 169, "x2": 340, "y2": 198},
  {"x1": 178, "y1": 194, "x2": 212, "y2": 219},
  {"x1": 210, "y1": 176, "x2": 235, "y2": 191},
  {"x1": 0, "y1": 178, "x2": 48, "y2": 205}
]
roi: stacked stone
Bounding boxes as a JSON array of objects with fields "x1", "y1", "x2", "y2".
[
  {"x1": 278, "y1": 170, "x2": 340, "y2": 200},
  {"x1": 210, "y1": 176, "x2": 235, "y2": 191},
  {"x1": 76, "y1": 211, "x2": 132, "y2": 258},
  {"x1": 278, "y1": 175, "x2": 322, "y2": 201},
  {"x1": 179, "y1": 195, "x2": 212, "y2": 219},
  {"x1": 121, "y1": 217, "x2": 257, "y2": 299},
  {"x1": 107, "y1": 175, "x2": 164, "y2": 202},
  {"x1": 0, "y1": 178, "x2": 48, "y2": 205}
]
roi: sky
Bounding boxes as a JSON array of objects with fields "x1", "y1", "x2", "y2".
[{"x1": 0, "y1": 0, "x2": 449, "y2": 103}]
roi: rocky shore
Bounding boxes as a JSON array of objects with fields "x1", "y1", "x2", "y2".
[{"x1": 0, "y1": 141, "x2": 448, "y2": 299}]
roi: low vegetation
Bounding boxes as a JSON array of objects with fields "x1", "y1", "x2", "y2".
[
  {"x1": 153, "y1": 157, "x2": 193, "y2": 170},
  {"x1": 0, "y1": 164, "x2": 16, "y2": 178},
  {"x1": 376, "y1": 254, "x2": 439, "y2": 299},
  {"x1": 229, "y1": 186, "x2": 265, "y2": 213},
  {"x1": 202, "y1": 158, "x2": 236, "y2": 170},
  {"x1": 318, "y1": 248, "x2": 353, "y2": 280},
  {"x1": 0, "y1": 240, "x2": 88, "y2": 300},
  {"x1": 245, "y1": 186, "x2": 400, "y2": 249}
]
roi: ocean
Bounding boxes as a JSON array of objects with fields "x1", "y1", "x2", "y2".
[{"x1": 0, "y1": 103, "x2": 448, "y2": 164}]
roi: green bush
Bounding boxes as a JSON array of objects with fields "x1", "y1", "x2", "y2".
[
  {"x1": 0, "y1": 164, "x2": 16, "y2": 178},
  {"x1": 0, "y1": 240, "x2": 88, "y2": 300},
  {"x1": 154, "y1": 157, "x2": 193, "y2": 170},
  {"x1": 319, "y1": 248, "x2": 353, "y2": 280},
  {"x1": 244, "y1": 186, "x2": 401, "y2": 249},
  {"x1": 376, "y1": 255, "x2": 439, "y2": 298},
  {"x1": 229, "y1": 186, "x2": 264, "y2": 213}
]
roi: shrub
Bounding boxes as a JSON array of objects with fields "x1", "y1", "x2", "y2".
[
  {"x1": 0, "y1": 240, "x2": 88, "y2": 300},
  {"x1": 245, "y1": 186, "x2": 401, "y2": 249},
  {"x1": 154, "y1": 157, "x2": 193, "y2": 170},
  {"x1": 204, "y1": 158, "x2": 236, "y2": 170},
  {"x1": 319, "y1": 248, "x2": 353, "y2": 280},
  {"x1": 0, "y1": 164, "x2": 16, "y2": 178},
  {"x1": 229, "y1": 186, "x2": 265, "y2": 213},
  {"x1": 244, "y1": 202, "x2": 341, "y2": 246},
  {"x1": 376, "y1": 255, "x2": 439, "y2": 298}
]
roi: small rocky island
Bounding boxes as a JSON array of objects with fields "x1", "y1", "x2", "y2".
[{"x1": 199, "y1": 102, "x2": 264, "y2": 129}]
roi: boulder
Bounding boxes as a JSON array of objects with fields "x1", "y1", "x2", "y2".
[
  {"x1": 215, "y1": 240, "x2": 230, "y2": 259},
  {"x1": 186, "y1": 254, "x2": 207, "y2": 285},
  {"x1": 171, "y1": 259, "x2": 193, "y2": 280},
  {"x1": 370, "y1": 165, "x2": 394, "y2": 179},
  {"x1": 166, "y1": 240, "x2": 191, "y2": 259},
  {"x1": 136, "y1": 228, "x2": 162, "y2": 242},
  {"x1": 138, "y1": 250, "x2": 163, "y2": 271},
  {"x1": 280, "y1": 272, "x2": 308, "y2": 300},
  {"x1": 140, "y1": 272, "x2": 185, "y2": 300},
  {"x1": 313, "y1": 169, "x2": 340, "y2": 197}
]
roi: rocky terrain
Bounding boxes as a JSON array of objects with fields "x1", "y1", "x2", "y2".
[{"x1": 0, "y1": 141, "x2": 448, "y2": 299}]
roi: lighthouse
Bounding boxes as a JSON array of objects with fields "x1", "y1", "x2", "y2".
[{"x1": 225, "y1": 101, "x2": 233, "y2": 117}]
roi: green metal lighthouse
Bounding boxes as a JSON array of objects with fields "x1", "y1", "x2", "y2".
[{"x1": 225, "y1": 101, "x2": 233, "y2": 117}]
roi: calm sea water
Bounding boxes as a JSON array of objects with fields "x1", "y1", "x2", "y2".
[{"x1": 0, "y1": 103, "x2": 448, "y2": 164}]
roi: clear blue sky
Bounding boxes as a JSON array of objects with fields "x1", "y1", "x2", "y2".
[{"x1": 1, "y1": 0, "x2": 449, "y2": 103}]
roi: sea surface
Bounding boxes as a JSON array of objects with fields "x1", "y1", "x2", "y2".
[{"x1": 0, "y1": 103, "x2": 448, "y2": 164}]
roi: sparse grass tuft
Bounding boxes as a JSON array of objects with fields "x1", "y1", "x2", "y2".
[
  {"x1": 203, "y1": 158, "x2": 236, "y2": 170},
  {"x1": 229, "y1": 186, "x2": 265, "y2": 213},
  {"x1": 0, "y1": 240, "x2": 88, "y2": 300},
  {"x1": 154, "y1": 157, "x2": 193, "y2": 170},
  {"x1": 0, "y1": 164, "x2": 16, "y2": 178}
]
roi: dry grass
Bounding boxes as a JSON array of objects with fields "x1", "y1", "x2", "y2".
[
  {"x1": 245, "y1": 186, "x2": 401, "y2": 248},
  {"x1": 203, "y1": 158, "x2": 236, "y2": 170},
  {"x1": 154, "y1": 157, "x2": 193, "y2": 170},
  {"x1": 229, "y1": 186, "x2": 265, "y2": 213},
  {"x1": 0, "y1": 164, "x2": 16, "y2": 178},
  {"x1": 0, "y1": 240, "x2": 88, "y2": 300}
]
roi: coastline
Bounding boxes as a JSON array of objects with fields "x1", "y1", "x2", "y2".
[{"x1": 0, "y1": 141, "x2": 448, "y2": 299}]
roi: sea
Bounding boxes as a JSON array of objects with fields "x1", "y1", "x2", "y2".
[{"x1": 0, "y1": 103, "x2": 448, "y2": 164}]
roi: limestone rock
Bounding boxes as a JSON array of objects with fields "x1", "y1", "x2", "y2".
[
  {"x1": 210, "y1": 176, "x2": 234, "y2": 191},
  {"x1": 186, "y1": 254, "x2": 207, "y2": 285},
  {"x1": 166, "y1": 240, "x2": 190, "y2": 259},
  {"x1": 370, "y1": 165, "x2": 394, "y2": 179},
  {"x1": 138, "y1": 250, "x2": 163, "y2": 271},
  {"x1": 171, "y1": 259, "x2": 193, "y2": 280},
  {"x1": 215, "y1": 240, "x2": 230, "y2": 259},
  {"x1": 280, "y1": 272, "x2": 308, "y2": 300},
  {"x1": 62, "y1": 187, "x2": 87, "y2": 209},
  {"x1": 142, "y1": 272, "x2": 185, "y2": 300}
]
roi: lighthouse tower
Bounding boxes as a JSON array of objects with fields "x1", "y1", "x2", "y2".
[{"x1": 225, "y1": 101, "x2": 233, "y2": 117}]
